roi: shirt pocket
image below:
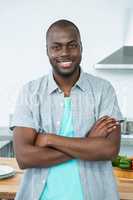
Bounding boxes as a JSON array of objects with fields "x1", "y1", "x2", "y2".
[
  {"x1": 81, "y1": 106, "x2": 96, "y2": 135},
  {"x1": 75, "y1": 101, "x2": 96, "y2": 136}
]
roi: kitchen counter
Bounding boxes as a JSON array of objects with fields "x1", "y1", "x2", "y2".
[
  {"x1": 114, "y1": 167, "x2": 133, "y2": 200},
  {"x1": 116, "y1": 177, "x2": 133, "y2": 200},
  {"x1": 0, "y1": 157, "x2": 133, "y2": 200},
  {"x1": 0, "y1": 157, "x2": 23, "y2": 199}
]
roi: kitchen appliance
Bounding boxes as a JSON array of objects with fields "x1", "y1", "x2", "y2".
[
  {"x1": 95, "y1": 9, "x2": 133, "y2": 69},
  {"x1": 121, "y1": 118, "x2": 133, "y2": 135}
]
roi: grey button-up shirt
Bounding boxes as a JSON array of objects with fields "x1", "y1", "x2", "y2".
[{"x1": 11, "y1": 70, "x2": 123, "y2": 200}]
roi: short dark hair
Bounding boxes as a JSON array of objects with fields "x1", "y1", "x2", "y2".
[{"x1": 46, "y1": 19, "x2": 81, "y2": 42}]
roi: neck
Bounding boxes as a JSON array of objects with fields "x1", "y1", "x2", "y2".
[{"x1": 53, "y1": 67, "x2": 80, "y2": 96}]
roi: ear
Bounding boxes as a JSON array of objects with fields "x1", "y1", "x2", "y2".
[
  {"x1": 46, "y1": 45, "x2": 48, "y2": 56},
  {"x1": 80, "y1": 42, "x2": 83, "y2": 53}
]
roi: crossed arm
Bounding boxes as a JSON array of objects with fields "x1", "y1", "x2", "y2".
[
  {"x1": 13, "y1": 116, "x2": 121, "y2": 169},
  {"x1": 35, "y1": 116, "x2": 121, "y2": 161}
]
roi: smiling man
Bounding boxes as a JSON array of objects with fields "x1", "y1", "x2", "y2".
[
  {"x1": 46, "y1": 20, "x2": 82, "y2": 97},
  {"x1": 47, "y1": 21, "x2": 82, "y2": 76},
  {"x1": 11, "y1": 19, "x2": 123, "y2": 200}
]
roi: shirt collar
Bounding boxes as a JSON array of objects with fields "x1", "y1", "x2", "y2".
[
  {"x1": 75, "y1": 68, "x2": 87, "y2": 92},
  {"x1": 48, "y1": 71, "x2": 59, "y2": 94},
  {"x1": 48, "y1": 68, "x2": 87, "y2": 95}
]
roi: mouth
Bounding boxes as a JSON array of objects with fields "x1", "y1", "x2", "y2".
[{"x1": 57, "y1": 61, "x2": 73, "y2": 68}]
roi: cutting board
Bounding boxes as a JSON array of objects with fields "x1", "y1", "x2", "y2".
[
  {"x1": 114, "y1": 167, "x2": 133, "y2": 179},
  {"x1": 113, "y1": 165, "x2": 133, "y2": 200}
]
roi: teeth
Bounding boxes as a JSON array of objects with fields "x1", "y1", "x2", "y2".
[
  {"x1": 59, "y1": 61, "x2": 72, "y2": 68},
  {"x1": 60, "y1": 61, "x2": 72, "y2": 64}
]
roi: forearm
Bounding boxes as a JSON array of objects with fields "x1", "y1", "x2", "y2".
[
  {"x1": 15, "y1": 144, "x2": 72, "y2": 169},
  {"x1": 47, "y1": 135, "x2": 117, "y2": 161}
]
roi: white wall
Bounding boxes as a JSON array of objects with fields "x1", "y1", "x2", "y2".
[
  {"x1": 0, "y1": 0, "x2": 132, "y2": 126},
  {"x1": 125, "y1": 9, "x2": 133, "y2": 45}
]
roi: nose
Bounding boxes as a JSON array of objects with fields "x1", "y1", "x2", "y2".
[{"x1": 61, "y1": 45, "x2": 69, "y2": 56}]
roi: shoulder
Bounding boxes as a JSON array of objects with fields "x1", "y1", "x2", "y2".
[
  {"x1": 82, "y1": 72, "x2": 114, "y2": 94},
  {"x1": 84, "y1": 73, "x2": 111, "y2": 86},
  {"x1": 21, "y1": 74, "x2": 49, "y2": 95}
]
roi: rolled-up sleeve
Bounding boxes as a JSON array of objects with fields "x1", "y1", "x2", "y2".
[
  {"x1": 10, "y1": 84, "x2": 36, "y2": 130},
  {"x1": 98, "y1": 81, "x2": 123, "y2": 120}
]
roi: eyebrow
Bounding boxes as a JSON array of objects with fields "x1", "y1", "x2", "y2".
[{"x1": 52, "y1": 40, "x2": 79, "y2": 45}]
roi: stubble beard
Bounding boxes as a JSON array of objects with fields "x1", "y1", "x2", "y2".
[{"x1": 49, "y1": 59, "x2": 81, "y2": 78}]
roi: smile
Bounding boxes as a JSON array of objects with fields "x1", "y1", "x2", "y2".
[{"x1": 58, "y1": 61, "x2": 73, "y2": 68}]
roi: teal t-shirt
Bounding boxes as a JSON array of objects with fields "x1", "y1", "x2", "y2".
[{"x1": 39, "y1": 97, "x2": 84, "y2": 200}]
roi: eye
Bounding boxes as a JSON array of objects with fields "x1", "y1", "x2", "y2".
[
  {"x1": 68, "y1": 43, "x2": 79, "y2": 49},
  {"x1": 51, "y1": 45, "x2": 61, "y2": 51}
]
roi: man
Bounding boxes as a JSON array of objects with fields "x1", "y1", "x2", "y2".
[{"x1": 11, "y1": 19, "x2": 123, "y2": 200}]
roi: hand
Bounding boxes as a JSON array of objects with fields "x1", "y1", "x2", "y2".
[
  {"x1": 86, "y1": 116, "x2": 120, "y2": 138},
  {"x1": 35, "y1": 133, "x2": 48, "y2": 147}
]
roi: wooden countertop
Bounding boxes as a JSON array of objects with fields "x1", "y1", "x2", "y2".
[
  {"x1": 114, "y1": 167, "x2": 133, "y2": 200},
  {"x1": 0, "y1": 157, "x2": 23, "y2": 199},
  {"x1": 116, "y1": 178, "x2": 133, "y2": 200},
  {"x1": 0, "y1": 157, "x2": 133, "y2": 200}
]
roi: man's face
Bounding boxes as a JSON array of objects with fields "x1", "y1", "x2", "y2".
[{"x1": 46, "y1": 26, "x2": 82, "y2": 77}]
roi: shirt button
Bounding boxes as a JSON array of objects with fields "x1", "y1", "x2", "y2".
[
  {"x1": 58, "y1": 89, "x2": 62, "y2": 93},
  {"x1": 57, "y1": 121, "x2": 60, "y2": 125},
  {"x1": 61, "y1": 102, "x2": 63, "y2": 107}
]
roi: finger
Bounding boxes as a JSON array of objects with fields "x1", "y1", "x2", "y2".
[
  {"x1": 107, "y1": 125, "x2": 118, "y2": 133},
  {"x1": 106, "y1": 120, "x2": 120, "y2": 127},
  {"x1": 97, "y1": 122, "x2": 118, "y2": 134},
  {"x1": 96, "y1": 116, "x2": 110, "y2": 125},
  {"x1": 91, "y1": 116, "x2": 119, "y2": 134},
  {"x1": 107, "y1": 123, "x2": 119, "y2": 129},
  {"x1": 108, "y1": 125, "x2": 120, "y2": 132},
  {"x1": 97, "y1": 116, "x2": 117, "y2": 126},
  {"x1": 105, "y1": 118, "x2": 123, "y2": 126},
  {"x1": 106, "y1": 117, "x2": 116, "y2": 122},
  {"x1": 95, "y1": 119, "x2": 117, "y2": 130},
  {"x1": 115, "y1": 120, "x2": 122, "y2": 126},
  {"x1": 102, "y1": 118, "x2": 120, "y2": 128}
]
